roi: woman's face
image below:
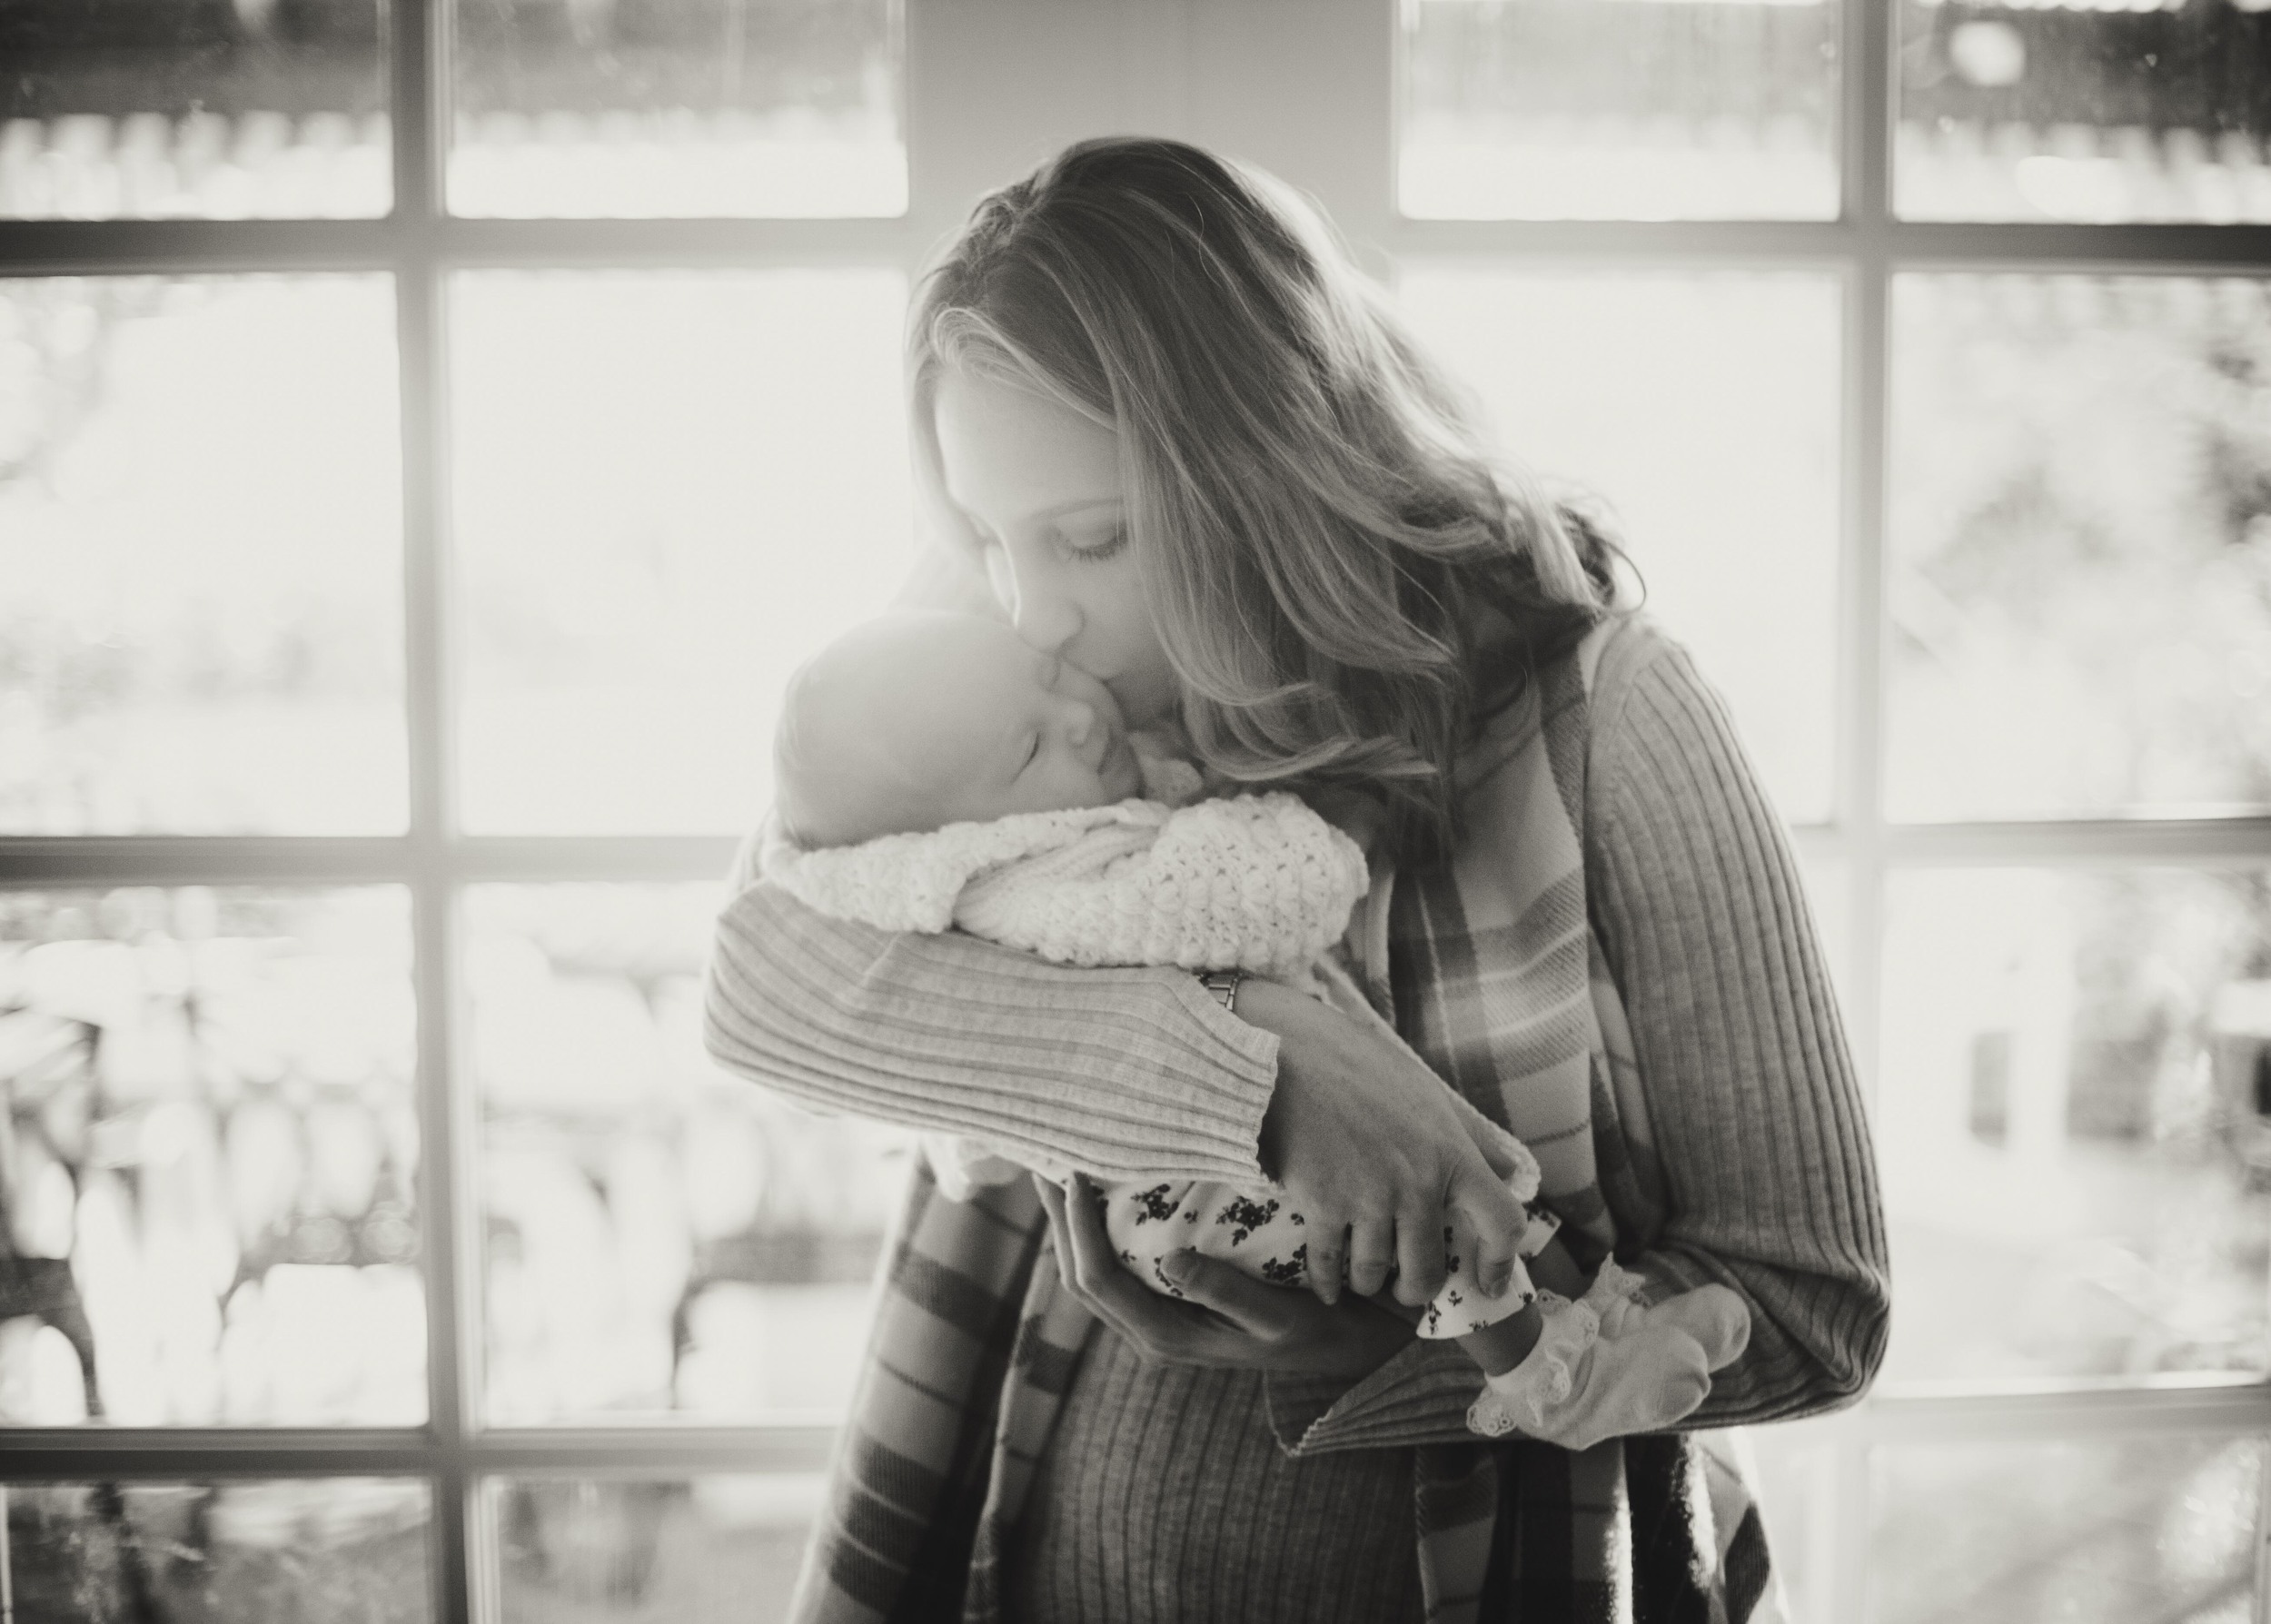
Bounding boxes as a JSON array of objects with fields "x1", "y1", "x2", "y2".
[{"x1": 931, "y1": 366, "x2": 1180, "y2": 729}]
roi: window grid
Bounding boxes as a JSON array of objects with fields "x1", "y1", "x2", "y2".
[{"x1": 2, "y1": 0, "x2": 2270, "y2": 1619}]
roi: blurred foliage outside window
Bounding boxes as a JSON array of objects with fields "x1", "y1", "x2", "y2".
[
  {"x1": 468, "y1": 885, "x2": 910, "y2": 1423},
  {"x1": 1402, "y1": 0, "x2": 2271, "y2": 223},
  {"x1": 1890, "y1": 276, "x2": 2271, "y2": 819},
  {"x1": 0, "y1": 276, "x2": 407, "y2": 835},
  {"x1": 2, "y1": 1480, "x2": 433, "y2": 1624},
  {"x1": 0, "y1": 0, "x2": 903, "y2": 219},
  {"x1": 0, "y1": 888, "x2": 422, "y2": 1427}
]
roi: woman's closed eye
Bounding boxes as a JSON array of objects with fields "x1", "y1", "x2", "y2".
[{"x1": 1057, "y1": 525, "x2": 1126, "y2": 564}]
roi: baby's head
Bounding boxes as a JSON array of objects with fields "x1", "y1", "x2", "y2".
[{"x1": 776, "y1": 611, "x2": 1145, "y2": 848}]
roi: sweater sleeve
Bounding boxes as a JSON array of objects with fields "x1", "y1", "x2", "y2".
[
  {"x1": 1583, "y1": 624, "x2": 1889, "y2": 1424},
  {"x1": 1266, "y1": 618, "x2": 1889, "y2": 1453},
  {"x1": 703, "y1": 870, "x2": 1282, "y2": 1183}
]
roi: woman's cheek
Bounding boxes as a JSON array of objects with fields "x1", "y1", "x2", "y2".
[{"x1": 983, "y1": 545, "x2": 1016, "y2": 616}]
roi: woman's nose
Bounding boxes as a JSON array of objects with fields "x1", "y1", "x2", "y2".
[{"x1": 1007, "y1": 565, "x2": 1082, "y2": 654}]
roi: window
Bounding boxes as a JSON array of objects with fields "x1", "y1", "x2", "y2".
[{"x1": 4, "y1": 1, "x2": 2266, "y2": 1617}]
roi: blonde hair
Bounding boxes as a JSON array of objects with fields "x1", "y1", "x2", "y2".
[{"x1": 908, "y1": 137, "x2": 1619, "y2": 866}]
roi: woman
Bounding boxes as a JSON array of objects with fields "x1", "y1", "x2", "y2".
[{"x1": 705, "y1": 136, "x2": 1888, "y2": 1622}]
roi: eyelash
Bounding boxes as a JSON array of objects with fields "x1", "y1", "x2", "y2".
[{"x1": 1059, "y1": 527, "x2": 1127, "y2": 564}]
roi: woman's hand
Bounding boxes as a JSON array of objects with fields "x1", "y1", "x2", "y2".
[
  {"x1": 1036, "y1": 1174, "x2": 1417, "y2": 1380},
  {"x1": 1238, "y1": 977, "x2": 1532, "y2": 1311}
]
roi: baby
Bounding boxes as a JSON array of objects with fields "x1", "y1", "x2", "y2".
[{"x1": 764, "y1": 609, "x2": 1748, "y2": 1444}]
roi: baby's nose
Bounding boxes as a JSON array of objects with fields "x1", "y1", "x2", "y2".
[{"x1": 1062, "y1": 702, "x2": 1096, "y2": 747}]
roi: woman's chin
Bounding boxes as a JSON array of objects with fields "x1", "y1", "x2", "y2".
[
  {"x1": 1100, "y1": 740, "x2": 1145, "y2": 801},
  {"x1": 1108, "y1": 674, "x2": 1178, "y2": 733}
]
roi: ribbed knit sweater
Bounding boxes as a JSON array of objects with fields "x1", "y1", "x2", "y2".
[{"x1": 705, "y1": 614, "x2": 1885, "y2": 1436}]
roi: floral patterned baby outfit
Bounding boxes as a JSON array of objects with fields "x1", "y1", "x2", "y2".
[{"x1": 1103, "y1": 1163, "x2": 1562, "y2": 1339}]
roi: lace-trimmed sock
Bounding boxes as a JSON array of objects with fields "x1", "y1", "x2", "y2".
[{"x1": 1464, "y1": 1262, "x2": 1718, "y2": 1448}]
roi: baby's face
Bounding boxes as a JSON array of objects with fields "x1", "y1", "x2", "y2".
[
  {"x1": 927, "y1": 624, "x2": 1146, "y2": 821},
  {"x1": 783, "y1": 612, "x2": 1145, "y2": 846}
]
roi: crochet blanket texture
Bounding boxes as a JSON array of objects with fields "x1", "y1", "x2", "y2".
[{"x1": 761, "y1": 791, "x2": 1369, "y2": 985}]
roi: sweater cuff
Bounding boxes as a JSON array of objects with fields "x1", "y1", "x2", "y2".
[
  {"x1": 1166, "y1": 971, "x2": 1284, "y2": 1128},
  {"x1": 1264, "y1": 1336, "x2": 1483, "y2": 1457}
]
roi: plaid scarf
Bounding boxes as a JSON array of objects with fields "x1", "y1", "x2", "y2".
[{"x1": 786, "y1": 628, "x2": 1777, "y2": 1624}]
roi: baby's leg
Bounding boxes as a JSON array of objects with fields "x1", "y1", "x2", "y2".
[
  {"x1": 1522, "y1": 1231, "x2": 1588, "y2": 1299},
  {"x1": 1457, "y1": 1302, "x2": 1543, "y2": 1375}
]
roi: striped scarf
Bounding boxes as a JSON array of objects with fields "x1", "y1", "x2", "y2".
[{"x1": 787, "y1": 625, "x2": 1776, "y2": 1624}]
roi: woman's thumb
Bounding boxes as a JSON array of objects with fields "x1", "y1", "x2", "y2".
[{"x1": 1446, "y1": 1090, "x2": 1522, "y2": 1181}]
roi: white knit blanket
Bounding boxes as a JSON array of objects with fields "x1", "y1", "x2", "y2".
[{"x1": 761, "y1": 790, "x2": 1369, "y2": 985}]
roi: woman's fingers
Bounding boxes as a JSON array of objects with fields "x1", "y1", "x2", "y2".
[
  {"x1": 1449, "y1": 1159, "x2": 1528, "y2": 1299},
  {"x1": 1456, "y1": 1208, "x2": 1521, "y2": 1302},
  {"x1": 1045, "y1": 1174, "x2": 1258, "y2": 1365},
  {"x1": 1391, "y1": 1205, "x2": 1449, "y2": 1308},
  {"x1": 1154, "y1": 1249, "x2": 1292, "y2": 1342},
  {"x1": 1035, "y1": 1177, "x2": 1123, "y2": 1320},
  {"x1": 1304, "y1": 1223, "x2": 1348, "y2": 1306},
  {"x1": 1035, "y1": 1175, "x2": 1425, "y2": 1380},
  {"x1": 1054, "y1": 1174, "x2": 1145, "y2": 1307},
  {"x1": 1347, "y1": 1216, "x2": 1396, "y2": 1299},
  {"x1": 1447, "y1": 1090, "x2": 1523, "y2": 1183}
]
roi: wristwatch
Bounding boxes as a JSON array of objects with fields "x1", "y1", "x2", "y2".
[{"x1": 1197, "y1": 968, "x2": 1245, "y2": 1013}]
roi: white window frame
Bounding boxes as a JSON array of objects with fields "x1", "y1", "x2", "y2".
[{"x1": 2, "y1": 2, "x2": 2268, "y2": 1619}]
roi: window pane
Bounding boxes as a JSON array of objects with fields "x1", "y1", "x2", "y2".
[
  {"x1": 1399, "y1": 0, "x2": 1839, "y2": 220},
  {"x1": 1888, "y1": 275, "x2": 2271, "y2": 822},
  {"x1": 0, "y1": 887, "x2": 422, "y2": 1426},
  {"x1": 1745, "y1": 1419, "x2": 1840, "y2": 1624},
  {"x1": 0, "y1": 0, "x2": 387, "y2": 219},
  {"x1": 450, "y1": 0, "x2": 903, "y2": 218},
  {"x1": 490, "y1": 1475, "x2": 818, "y2": 1623},
  {"x1": 1397, "y1": 269, "x2": 1840, "y2": 821},
  {"x1": 0, "y1": 276, "x2": 405, "y2": 835},
  {"x1": 5, "y1": 1479, "x2": 432, "y2": 1623},
  {"x1": 1869, "y1": 1435, "x2": 2259, "y2": 1623},
  {"x1": 1878, "y1": 867, "x2": 2271, "y2": 1384},
  {"x1": 468, "y1": 885, "x2": 911, "y2": 1424},
  {"x1": 1799, "y1": 854, "x2": 1851, "y2": 1006},
  {"x1": 451, "y1": 271, "x2": 908, "y2": 836},
  {"x1": 1896, "y1": 0, "x2": 2271, "y2": 223}
]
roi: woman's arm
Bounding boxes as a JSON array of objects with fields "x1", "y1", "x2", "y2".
[
  {"x1": 704, "y1": 873, "x2": 1281, "y2": 1182},
  {"x1": 1584, "y1": 625, "x2": 1889, "y2": 1424},
  {"x1": 1258, "y1": 620, "x2": 1890, "y2": 1453}
]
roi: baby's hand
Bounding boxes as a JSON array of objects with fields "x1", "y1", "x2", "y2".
[{"x1": 1127, "y1": 728, "x2": 1204, "y2": 807}]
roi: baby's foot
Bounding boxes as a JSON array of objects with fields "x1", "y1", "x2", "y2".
[
  {"x1": 1594, "y1": 1271, "x2": 1750, "y2": 1372},
  {"x1": 1465, "y1": 1264, "x2": 1721, "y2": 1448}
]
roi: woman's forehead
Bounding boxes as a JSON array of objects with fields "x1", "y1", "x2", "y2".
[{"x1": 934, "y1": 367, "x2": 1118, "y2": 519}]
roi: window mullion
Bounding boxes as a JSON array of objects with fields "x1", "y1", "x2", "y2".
[
  {"x1": 1833, "y1": 0, "x2": 1895, "y2": 1614},
  {"x1": 392, "y1": 0, "x2": 474, "y2": 1619},
  {"x1": 2256, "y1": 1443, "x2": 2271, "y2": 1624}
]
